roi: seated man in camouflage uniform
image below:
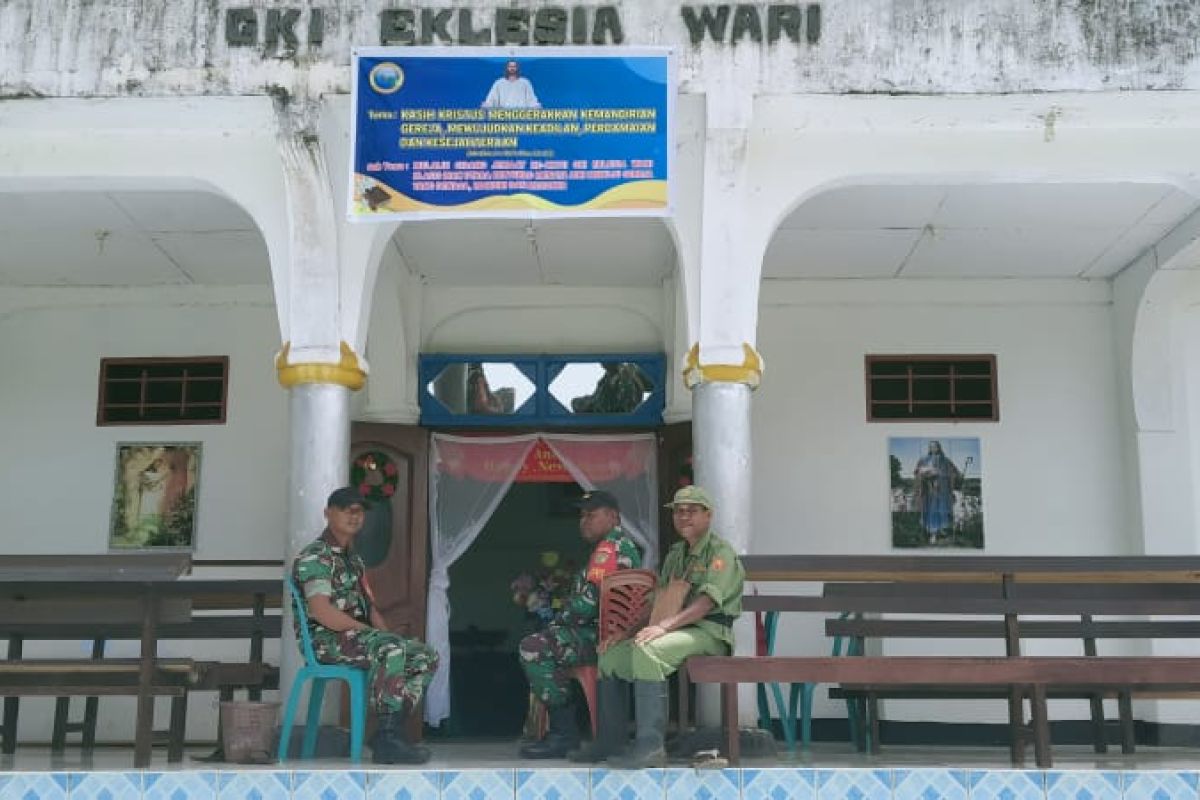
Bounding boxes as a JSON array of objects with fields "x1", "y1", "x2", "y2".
[
  {"x1": 518, "y1": 489, "x2": 641, "y2": 759},
  {"x1": 292, "y1": 487, "x2": 439, "y2": 765},
  {"x1": 591, "y1": 485, "x2": 744, "y2": 768}
]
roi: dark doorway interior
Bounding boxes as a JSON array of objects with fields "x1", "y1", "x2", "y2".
[{"x1": 437, "y1": 482, "x2": 589, "y2": 739}]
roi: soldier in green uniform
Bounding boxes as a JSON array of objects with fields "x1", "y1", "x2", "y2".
[
  {"x1": 292, "y1": 487, "x2": 439, "y2": 765},
  {"x1": 591, "y1": 485, "x2": 744, "y2": 768},
  {"x1": 518, "y1": 489, "x2": 642, "y2": 759}
]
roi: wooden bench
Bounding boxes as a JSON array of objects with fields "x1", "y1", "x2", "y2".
[
  {"x1": 0, "y1": 555, "x2": 283, "y2": 766},
  {"x1": 3, "y1": 578, "x2": 284, "y2": 756},
  {"x1": 686, "y1": 655, "x2": 1200, "y2": 767},
  {"x1": 821, "y1": 580, "x2": 1200, "y2": 755},
  {"x1": 677, "y1": 555, "x2": 1200, "y2": 766},
  {"x1": 0, "y1": 658, "x2": 196, "y2": 762},
  {"x1": 0, "y1": 583, "x2": 193, "y2": 766}
]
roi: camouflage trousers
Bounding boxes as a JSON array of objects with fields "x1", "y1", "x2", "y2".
[
  {"x1": 313, "y1": 627, "x2": 439, "y2": 714},
  {"x1": 518, "y1": 623, "x2": 596, "y2": 708}
]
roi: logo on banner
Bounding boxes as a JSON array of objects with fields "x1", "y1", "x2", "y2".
[{"x1": 368, "y1": 62, "x2": 405, "y2": 94}]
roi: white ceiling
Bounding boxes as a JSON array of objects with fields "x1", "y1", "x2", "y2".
[
  {"x1": 1, "y1": 182, "x2": 1194, "y2": 289},
  {"x1": 391, "y1": 218, "x2": 676, "y2": 287},
  {"x1": 0, "y1": 191, "x2": 269, "y2": 287},
  {"x1": 763, "y1": 183, "x2": 1200, "y2": 280}
]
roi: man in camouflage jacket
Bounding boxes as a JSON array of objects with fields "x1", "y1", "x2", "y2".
[
  {"x1": 292, "y1": 486, "x2": 439, "y2": 765},
  {"x1": 518, "y1": 489, "x2": 641, "y2": 759}
]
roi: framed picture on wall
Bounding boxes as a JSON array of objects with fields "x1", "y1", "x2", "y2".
[
  {"x1": 109, "y1": 442, "x2": 201, "y2": 550},
  {"x1": 889, "y1": 437, "x2": 983, "y2": 549}
]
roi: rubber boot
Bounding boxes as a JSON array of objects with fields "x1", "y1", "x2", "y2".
[
  {"x1": 371, "y1": 710, "x2": 431, "y2": 765},
  {"x1": 519, "y1": 702, "x2": 580, "y2": 759},
  {"x1": 610, "y1": 681, "x2": 667, "y2": 769},
  {"x1": 568, "y1": 678, "x2": 630, "y2": 763}
]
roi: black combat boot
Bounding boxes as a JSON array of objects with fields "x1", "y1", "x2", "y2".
[
  {"x1": 370, "y1": 710, "x2": 431, "y2": 765},
  {"x1": 568, "y1": 678, "x2": 629, "y2": 763},
  {"x1": 610, "y1": 681, "x2": 667, "y2": 769},
  {"x1": 519, "y1": 702, "x2": 580, "y2": 759}
]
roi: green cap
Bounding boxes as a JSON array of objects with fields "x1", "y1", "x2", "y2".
[{"x1": 665, "y1": 485, "x2": 714, "y2": 510}]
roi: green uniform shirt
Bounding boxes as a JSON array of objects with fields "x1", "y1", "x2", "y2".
[
  {"x1": 658, "y1": 529, "x2": 744, "y2": 646},
  {"x1": 292, "y1": 530, "x2": 371, "y2": 639}
]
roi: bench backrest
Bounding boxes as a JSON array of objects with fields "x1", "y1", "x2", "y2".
[
  {"x1": 0, "y1": 553, "x2": 191, "y2": 582},
  {"x1": 741, "y1": 554, "x2": 1200, "y2": 583},
  {"x1": 286, "y1": 578, "x2": 319, "y2": 667},
  {"x1": 819, "y1": 580, "x2": 1200, "y2": 615},
  {"x1": 0, "y1": 596, "x2": 191, "y2": 627}
]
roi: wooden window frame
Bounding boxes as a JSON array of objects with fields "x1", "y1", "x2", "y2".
[
  {"x1": 865, "y1": 354, "x2": 998, "y2": 422},
  {"x1": 97, "y1": 356, "x2": 230, "y2": 426}
]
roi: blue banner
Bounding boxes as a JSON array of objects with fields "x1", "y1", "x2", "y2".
[{"x1": 349, "y1": 48, "x2": 672, "y2": 219}]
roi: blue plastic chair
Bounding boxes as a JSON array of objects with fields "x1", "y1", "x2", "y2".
[
  {"x1": 755, "y1": 609, "x2": 816, "y2": 753},
  {"x1": 278, "y1": 578, "x2": 366, "y2": 762}
]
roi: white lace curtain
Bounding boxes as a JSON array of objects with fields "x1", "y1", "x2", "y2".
[
  {"x1": 541, "y1": 434, "x2": 658, "y2": 569},
  {"x1": 423, "y1": 432, "x2": 659, "y2": 726}
]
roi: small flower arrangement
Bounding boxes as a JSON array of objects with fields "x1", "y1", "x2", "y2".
[{"x1": 511, "y1": 550, "x2": 577, "y2": 624}]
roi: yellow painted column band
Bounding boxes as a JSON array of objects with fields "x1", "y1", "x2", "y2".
[
  {"x1": 683, "y1": 343, "x2": 763, "y2": 389},
  {"x1": 275, "y1": 341, "x2": 367, "y2": 391}
]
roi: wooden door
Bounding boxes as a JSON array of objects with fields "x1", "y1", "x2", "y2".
[
  {"x1": 351, "y1": 423, "x2": 429, "y2": 639},
  {"x1": 346, "y1": 423, "x2": 429, "y2": 738},
  {"x1": 657, "y1": 421, "x2": 692, "y2": 561}
]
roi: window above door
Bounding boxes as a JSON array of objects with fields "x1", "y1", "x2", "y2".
[{"x1": 419, "y1": 353, "x2": 665, "y2": 428}]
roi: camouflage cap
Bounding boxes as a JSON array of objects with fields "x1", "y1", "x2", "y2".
[{"x1": 664, "y1": 485, "x2": 714, "y2": 510}]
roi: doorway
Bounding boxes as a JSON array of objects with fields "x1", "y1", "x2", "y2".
[
  {"x1": 422, "y1": 433, "x2": 661, "y2": 735},
  {"x1": 438, "y1": 481, "x2": 589, "y2": 738}
]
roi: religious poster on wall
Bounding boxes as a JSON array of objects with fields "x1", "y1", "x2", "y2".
[
  {"x1": 889, "y1": 437, "x2": 983, "y2": 549},
  {"x1": 109, "y1": 443, "x2": 201, "y2": 550},
  {"x1": 349, "y1": 47, "x2": 673, "y2": 219}
]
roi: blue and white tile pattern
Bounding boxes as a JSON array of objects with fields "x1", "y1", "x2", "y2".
[{"x1": 3, "y1": 765, "x2": 1200, "y2": 799}]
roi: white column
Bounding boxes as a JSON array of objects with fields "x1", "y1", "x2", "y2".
[
  {"x1": 693, "y1": 381, "x2": 754, "y2": 554},
  {"x1": 686, "y1": 361, "x2": 761, "y2": 728},
  {"x1": 678, "y1": 83, "x2": 766, "y2": 727},
  {"x1": 272, "y1": 115, "x2": 372, "y2": 719},
  {"x1": 281, "y1": 382, "x2": 353, "y2": 689}
]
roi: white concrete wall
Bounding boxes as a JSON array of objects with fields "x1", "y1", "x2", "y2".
[
  {"x1": 751, "y1": 278, "x2": 1130, "y2": 722},
  {"x1": 358, "y1": 246, "x2": 421, "y2": 423},
  {"x1": 5, "y1": 0, "x2": 1200, "y2": 99},
  {"x1": 0, "y1": 286, "x2": 287, "y2": 742},
  {"x1": 359, "y1": 280, "x2": 677, "y2": 420}
]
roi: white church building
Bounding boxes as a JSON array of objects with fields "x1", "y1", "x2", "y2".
[{"x1": 4, "y1": 0, "x2": 1200, "y2": 744}]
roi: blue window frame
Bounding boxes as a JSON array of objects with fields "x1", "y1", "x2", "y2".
[{"x1": 418, "y1": 353, "x2": 666, "y2": 428}]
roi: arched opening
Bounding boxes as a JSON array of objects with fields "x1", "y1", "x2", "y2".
[
  {"x1": 0, "y1": 181, "x2": 275, "y2": 548},
  {"x1": 357, "y1": 214, "x2": 684, "y2": 738},
  {"x1": 0, "y1": 181, "x2": 278, "y2": 742},
  {"x1": 753, "y1": 178, "x2": 1200, "y2": 727}
]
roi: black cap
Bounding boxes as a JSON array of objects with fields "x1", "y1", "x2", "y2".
[
  {"x1": 576, "y1": 489, "x2": 620, "y2": 512},
  {"x1": 326, "y1": 486, "x2": 370, "y2": 510}
]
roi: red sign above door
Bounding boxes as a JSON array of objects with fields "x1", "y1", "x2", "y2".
[
  {"x1": 436, "y1": 438, "x2": 648, "y2": 483},
  {"x1": 516, "y1": 439, "x2": 575, "y2": 483}
]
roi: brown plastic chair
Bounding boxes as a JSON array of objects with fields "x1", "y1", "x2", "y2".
[
  {"x1": 599, "y1": 568, "x2": 658, "y2": 642},
  {"x1": 533, "y1": 568, "x2": 658, "y2": 738},
  {"x1": 574, "y1": 569, "x2": 658, "y2": 734}
]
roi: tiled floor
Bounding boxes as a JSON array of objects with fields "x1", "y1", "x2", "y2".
[{"x1": 2, "y1": 743, "x2": 1200, "y2": 799}]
